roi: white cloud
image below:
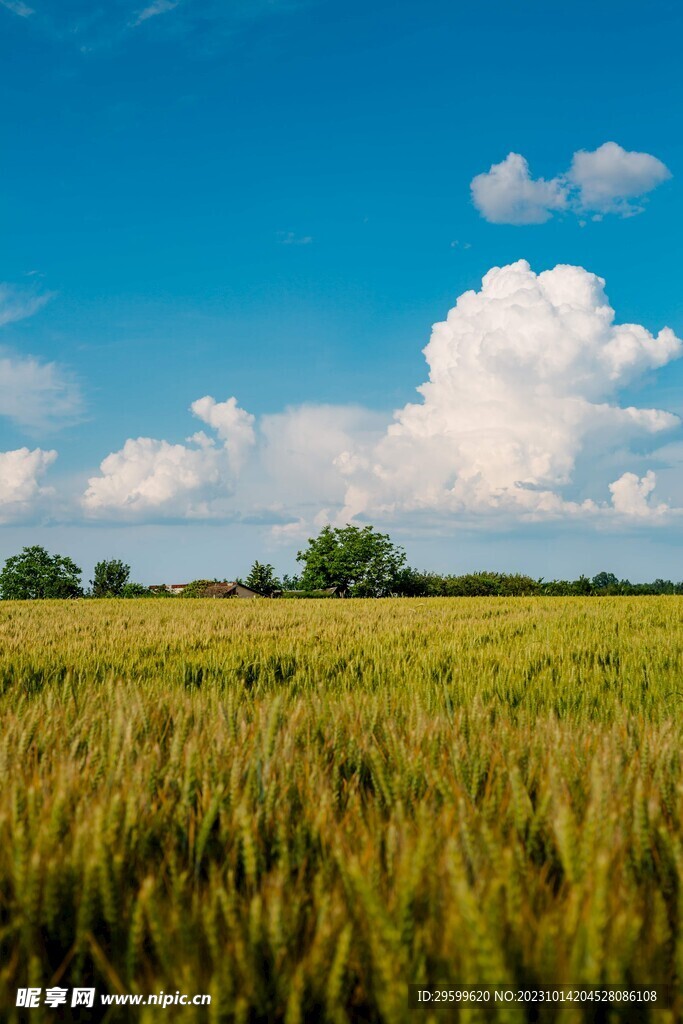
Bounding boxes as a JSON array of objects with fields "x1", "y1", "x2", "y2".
[
  {"x1": 568, "y1": 142, "x2": 671, "y2": 215},
  {"x1": 132, "y1": 0, "x2": 180, "y2": 27},
  {"x1": 609, "y1": 471, "x2": 667, "y2": 518},
  {"x1": 258, "y1": 404, "x2": 385, "y2": 509},
  {"x1": 82, "y1": 437, "x2": 226, "y2": 517},
  {"x1": 0, "y1": 0, "x2": 34, "y2": 17},
  {"x1": 82, "y1": 396, "x2": 254, "y2": 518},
  {"x1": 270, "y1": 518, "x2": 310, "y2": 542},
  {"x1": 0, "y1": 284, "x2": 83, "y2": 432},
  {"x1": 0, "y1": 350, "x2": 84, "y2": 431},
  {"x1": 472, "y1": 143, "x2": 671, "y2": 224},
  {"x1": 0, "y1": 448, "x2": 57, "y2": 523},
  {"x1": 470, "y1": 153, "x2": 567, "y2": 225},
  {"x1": 81, "y1": 262, "x2": 683, "y2": 532},
  {"x1": 0, "y1": 283, "x2": 51, "y2": 327},
  {"x1": 190, "y1": 395, "x2": 255, "y2": 471},
  {"x1": 335, "y1": 261, "x2": 682, "y2": 524},
  {"x1": 82, "y1": 399, "x2": 385, "y2": 524}
]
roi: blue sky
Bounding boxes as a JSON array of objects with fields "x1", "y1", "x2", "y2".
[{"x1": 1, "y1": 0, "x2": 682, "y2": 582}]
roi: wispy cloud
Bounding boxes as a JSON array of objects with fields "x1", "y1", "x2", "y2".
[
  {"x1": 0, "y1": 283, "x2": 52, "y2": 328},
  {"x1": 0, "y1": 350, "x2": 84, "y2": 432},
  {"x1": 18, "y1": 0, "x2": 318, "y2": 56},
  {"x1": 0, "y1": 0, "x2": 34, "y2": 18},
  {"x1": 0, "y1": 284, "x2": 84, "y2": 433},
  {"x1": 131, "y1": 0, "x2": 180, "y2": 27},
  {"x1": 276, "y1": 230, "x2": 313, "y2": 246}
]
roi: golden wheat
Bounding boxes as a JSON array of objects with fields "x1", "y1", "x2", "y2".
[{"x1": 0, "y1": 597, "x2": 681, "y2": 1021}]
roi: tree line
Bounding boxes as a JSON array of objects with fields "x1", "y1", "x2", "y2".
[{"x1": 0, "y1": 528, "x2": 681, "y2": 599}]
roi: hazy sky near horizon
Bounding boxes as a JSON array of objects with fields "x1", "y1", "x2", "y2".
[{"x1": 1, "y1": 0, "x2": 683, "y2": 582}]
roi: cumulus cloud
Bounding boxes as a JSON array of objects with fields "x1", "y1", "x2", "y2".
[
  {"x1": 82, "y1": 437, "x2": 227, "y2": 518},
  {"x1": 190, "y1": 395, "x2": 255, "y2": 471},
  {"x1": 335, "y1": 261, "x2": 682, "y2": 524},
  {"x1": 470, "y1": 154, "x2": 567, "y2": 225},
  {"x1": 609, "y1": 470, "x2": 667, "y2": 518},
  {"x1": 472, "y1": 143, "x2": 671, "y2": 224},
  {"x1": 568, "y1": 142, "x2": 672, "y2": 216},
  {"x1": 82, "y1": 396, "x2": 254, "y2": 518},
  {"x1": 82, "y1": 397, "x2": 384, "y2": 523},
  {"x1": 0, "y1": 448, "x2": 57, "y2": 523},
  {"x1": 81, "y1": 261, "x2": 683, "y2": 531}
]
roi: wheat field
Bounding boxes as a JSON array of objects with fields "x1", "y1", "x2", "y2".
[{"x1": 0, "y1": 597, "x2": 681, "y2": 1022}]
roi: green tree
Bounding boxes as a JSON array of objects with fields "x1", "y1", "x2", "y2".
[
  {"x1": 393, "y1": 566, "x2": 433, "y2": 596},
  {"x1": 120, "y1": 582, "x2": 150, "y2": 598},
  {"x1": 539, "y1": 580, "x2": 569, "y2": 595},
  {"x1": 296, "y1": 524, "x2": 406, "y2": 597},
  {"x1": 571, "y1": 574, "x2": 594, "y2": 596},
  {"x1": 0, "y1": 546, "x2": 83, "y2": 600},
  {"x1": 592, "y1": 571, "x2": 619, "y2": 592},
  {"x1": 90, "y1": 559, "x2": 131, "y2": 597},
  {"x1": 244, "y1": 561, "x2": 280, "y2": 596}
]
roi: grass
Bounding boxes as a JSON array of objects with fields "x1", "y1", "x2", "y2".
[{"x1": 0, "y1": 597, "x2": 681, "y2": 1022}]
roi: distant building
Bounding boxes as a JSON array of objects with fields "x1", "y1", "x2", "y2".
[
  {"x1": 202, "y1": 582, "x2": 260, "y2": 599},
  {"x1": 148, "y1": 582, "x2": 260, "y2": 598}
]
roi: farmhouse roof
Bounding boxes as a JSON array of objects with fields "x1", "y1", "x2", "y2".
[{"x1": 202, "y1": 581, "x2": 260, "y2": 598}]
